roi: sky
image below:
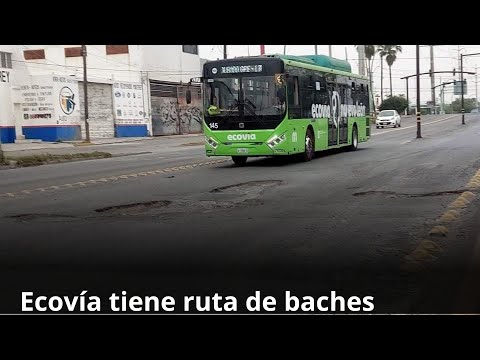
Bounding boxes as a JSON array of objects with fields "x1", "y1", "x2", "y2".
[{"x1": 199, "y1": 45, "x2": 480, "y2": 106}]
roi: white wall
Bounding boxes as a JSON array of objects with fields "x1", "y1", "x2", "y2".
[
  {"x1": 141, "y1": 45, "x2": 201, "y2": 83},
  {"x1": 0, "y1": 45, "x2": 29, "y2": 131},
  {"x1": 21, "y1": 45, "x2": 142, "y2": 84},
  {"x1": 13, "y1": 45, "x2": 201, "y2": 85}
]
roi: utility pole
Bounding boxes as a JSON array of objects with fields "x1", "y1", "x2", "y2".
[
  {"x1": 315, "y1": 45, "x2": 318, "y2": 55},
  {"x1": 439, "y1": 85, "x2": 444, "y2": 114},
  {"x1": 329, "y1": 45, "x2": 332, "y2": 57},
  {"x1": 284, "y1": 45, "x2": 287, "y2": 55},
  {"x1": 458, "y1": 51, "x2": 480, "y2": 123},
  {"x1": 406, "y1": 78, "x2": 409, "y2": 115},
  {"x1": 458, "y1": 46, "x2": 461, "y2": 81},
  {"x1": 476, "y1": 65, "x2": 478, "y2": 108},
  {"x1": 260, "y1": 45, "x2": 265, "y2": 55},
  {"x1": 416, "y1": 45, "x2": 422, "y2": 139},
  {"x1": 81, "y1": 44, "x2": 90, "y2": 142},
  {"x1": 223, "y1": 45, "x2": 227, "y2": 59},
  {"x1": 380, "y1": 56, "x2": 384, "y2": 102},
  {"x1": 461, "y1": 54, "x2": 465, "y2": 125},
  {"x1": 358, "y1": 45, "x2": 366, "y2": 76},
  {"x1": 430, "y1": 45, "x2": 435, "y2": 114}
]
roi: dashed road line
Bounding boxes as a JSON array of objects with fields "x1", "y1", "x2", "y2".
[{"x1": 0, "y1": 159, "x2": 229, "y2": 199}]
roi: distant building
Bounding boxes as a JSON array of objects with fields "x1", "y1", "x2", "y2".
[{"x1": 0, "y1": 45, "x2": 203, "y2": 143}]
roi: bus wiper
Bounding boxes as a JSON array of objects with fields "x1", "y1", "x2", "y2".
[{"x1": 239, "y1": 99, "x2": 266, "y2": 126}]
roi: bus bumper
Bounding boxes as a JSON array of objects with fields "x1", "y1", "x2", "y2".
[{"x1": 205, "y1": 142, "x2": 280, "y2": 157}]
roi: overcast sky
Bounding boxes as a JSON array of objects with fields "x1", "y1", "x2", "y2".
[{"x1": 199, "y1": 45, "x2": 480, "y2": 106}]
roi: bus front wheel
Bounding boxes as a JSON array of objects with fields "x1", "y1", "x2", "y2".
[
  {"x1": 349, "y1": 125, "x2": 358, "y2": 151},
  {"x1": 232, "y1": 156, "x2": 248, "y2": 166},
  {"x1": 303, "y1": 128, "x2": 315, "y2": 162}
]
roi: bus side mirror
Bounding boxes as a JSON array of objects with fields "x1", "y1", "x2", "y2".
[{"x1": 186, "y1": 89, "x2": 192, "y2": 104}]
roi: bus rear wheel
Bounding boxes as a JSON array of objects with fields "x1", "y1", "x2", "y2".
[
  {"x1": 232, "y1": 156, "x2": 248, "y2": 166},
  {"x1": 303, "y1": 128, "x2": 315, "y2": 161},
  {"x1": 349, "y1": 125, "x2": 358, "y2": 151}
]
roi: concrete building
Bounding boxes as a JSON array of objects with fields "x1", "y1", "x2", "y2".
[{"x1": 0, "y1": 45, "x2": 203, "y2": 143}]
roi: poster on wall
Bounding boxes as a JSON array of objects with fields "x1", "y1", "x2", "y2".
[
  {"x1": 20, "y1": 75, "x2": 81, "y2": 126},
  {"x1": 112, "y1": 82, "x2": 146, "y2": 125}
]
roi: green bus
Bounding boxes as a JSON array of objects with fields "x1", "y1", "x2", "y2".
[{"x1": 198, "y1": 54, "x2": 371, "y2": 166}]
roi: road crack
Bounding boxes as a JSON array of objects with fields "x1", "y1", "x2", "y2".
[{"x1": 353, "y1": 189, "x2": 470, "y2": 198}]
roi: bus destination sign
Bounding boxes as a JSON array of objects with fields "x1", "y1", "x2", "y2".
[{"x1": 218, "y1": 65, "x2": 263, "y2": 74}]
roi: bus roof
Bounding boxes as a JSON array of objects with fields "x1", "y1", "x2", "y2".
[
  {"x1": 276, "y1": 54, "x2": 369, "y2": 80},
  {"x1": 216, "y1": 54, "x2": 369, "y2": 81}
]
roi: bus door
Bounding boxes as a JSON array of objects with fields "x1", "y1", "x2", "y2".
[
  {"x1": 339, "y1": 85, "x2": 349, "y2": 145},
  {"x1": 328, "y1": 82, "x2": 338, "y2": 146}
]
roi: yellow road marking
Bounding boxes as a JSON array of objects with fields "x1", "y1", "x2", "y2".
[
  {"x1": 439, "y1": 209, "x2": 461, "y2": 223},
  {"x1": 429, "y1": 226, "x2": 449, "y2": 237},
  {"x1": 405, "y1": 168, "x2": 480, "y2": 272},
  {"x1": 0, "y1": 159, "x2": 229, "y2": 199}
]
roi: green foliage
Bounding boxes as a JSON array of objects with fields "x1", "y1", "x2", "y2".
[
  {"x1": 10, "y1": 152, "x2": 112, "y2": 167},
  {"x1": 379, "y1": 96, "x2": 409, "y2": 113},
  {"x1": 450, "y1": 98, "x2": 477, "y2": 113}
]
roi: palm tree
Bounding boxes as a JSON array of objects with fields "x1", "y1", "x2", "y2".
[
  {"x1": 355, "y1": 45, "x2": 377, "y2": 115},
  {"x1": 377, "y1": 45, "x2": 387, "y2": 101},
  {"x1": 380, "y1": 45, "x2": 403, "y2": 97}
]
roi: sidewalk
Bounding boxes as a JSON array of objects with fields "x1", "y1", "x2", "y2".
[{"x1": 1, "y1": 133, "x2": 204, "y2": 159}]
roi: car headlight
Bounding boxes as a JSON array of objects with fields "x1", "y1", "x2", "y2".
[
  {"x1": 266, "y1": 133, "x2": 286, "y2": 148},
  {"x1": 205, "y1": 136, "x2": 218, "y2": 148}
]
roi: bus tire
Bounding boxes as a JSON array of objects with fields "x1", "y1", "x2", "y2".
[
  {"x1": 303, "y1": 128, "x2": 315, "y2": 162},
  {"x1": 349, "y1": 125, "x2": 358, "y2": 151},
  {"x1": 232, "y1": 156, "x2": 248, "y2": 166}
]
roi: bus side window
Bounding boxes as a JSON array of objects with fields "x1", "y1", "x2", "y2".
[
  {"x1": 287, "y1": 75, "x2": 301, "y2": 119},
  {"x1": 293, "y1": 76, "x2": 299, "y2": 105}
]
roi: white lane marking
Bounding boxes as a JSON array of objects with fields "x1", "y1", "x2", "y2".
[{"x1": 371, "y1": 115, "x2": 460, "y2": 136}]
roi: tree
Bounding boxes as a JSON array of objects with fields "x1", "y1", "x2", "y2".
[
  {"x1": 450, "y1": 98, "x2": 476, "y2": 113},
  {"x1": 376, "y1": 45, "x2": 403, "y2": 99},
  {"x1": 379, "y1": 45, "x2": 402, "y2": 97},
  {"x1": 379, "y1": 96, "x2": 409, "y2": 114},
  {"x1": 376, "y1": 45, "x2": 387, "y2": 101}
]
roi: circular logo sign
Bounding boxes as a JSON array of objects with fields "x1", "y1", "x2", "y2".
[
  {"x1": 115, "y1": 91, "x2": 121, "y2": 97},
  {"x1": 212, "y1": 67, "x2": 218, "y2": 74},
  {"x1": 59, "y1": 87, "x2": 76, "y2": 115}
]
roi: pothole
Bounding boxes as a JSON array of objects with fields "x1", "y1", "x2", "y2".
[
  {"x1": 95, "y1": 200, "x2": 172, "y2": 214},
  {"x1": 211, "y1": 180, "x2": 284, "y2": 193}
]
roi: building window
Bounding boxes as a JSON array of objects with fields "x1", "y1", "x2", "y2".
[
  {"x1": 24, "y1": 49, "x2": 45, "y2": 60},
  {"x1": 65, "y1": 47, "x2": 83, "y2": 57},
  {"x1": 0, "y1": 52, "x2": 12, "y2": 68},
  {"x1": 106, "y1": 45, "x2": 129, "y2": 55},
  {"x1": 182, "y1": 45, "x2": 198, "y2": 55}
]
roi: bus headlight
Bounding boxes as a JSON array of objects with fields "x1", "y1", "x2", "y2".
[
  {"x1": 267, "y1": 133, "x2": 286, "y2": 148},
  {"x1": 205, "y1": 136, "x2": 218, "y2": 149}
]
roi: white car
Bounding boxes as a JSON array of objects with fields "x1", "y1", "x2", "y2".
[{"x1": 376, "y1": 110, "x2": 401, "y2": 128}]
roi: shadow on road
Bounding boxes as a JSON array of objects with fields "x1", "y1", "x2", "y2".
[{"x1": 216, "y1": 147, "x2": 368, "y2": 168}]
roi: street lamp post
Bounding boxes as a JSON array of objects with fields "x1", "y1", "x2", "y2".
[
  {"x1": 461, "y1": 54, "x2": 465, "y2": 124},
  {"x1": 460, "y1": 52, "x2": 480, "y2": 125},
  {"x1": 405, "y1": 78, "x2": 409, "y2": 115},
  {"x1": 416, "y1": 45, "x2": 422, "y2": 139}
]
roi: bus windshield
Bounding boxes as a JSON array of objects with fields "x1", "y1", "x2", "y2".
[{"x1": 204, "y1": 76, "x2": 286, "y2": 118}]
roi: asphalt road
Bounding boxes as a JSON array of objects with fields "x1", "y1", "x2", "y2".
[{"x1": 1, "y1": 114, "x2": 480, "y2": 314}]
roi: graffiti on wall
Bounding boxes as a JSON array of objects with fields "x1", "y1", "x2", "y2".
[{"x1": 151, "y1": 95, "x2": 203, "y2": 136}]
